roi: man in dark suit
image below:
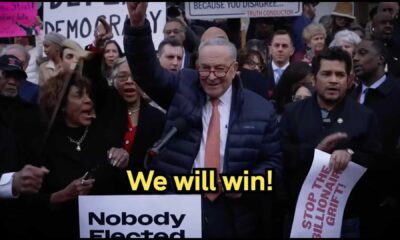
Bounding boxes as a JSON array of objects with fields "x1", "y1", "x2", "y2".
[
  {"x1": 163, "y1": 18, "x2": 193, "y2": 69},
  {"x1": 124, "y1": 2, "x2": 282, "y2": 238},
  {"x1": 265, "y1": 30, "x2": 295, "y2": 100},
  {"x1": 351, "y1": 39, "x2": 400, "y2": 237},
  {"x1": 371, "y1": 11, "x2": 400, "y2": 78},
  {"x1": 157, "y1": 37, "x2": 184, "y2": 72},
  {"x1": 0, "y1": 55, "x2": 49, "y2": 238},
  {"x1": 280, "y1": 47, "x2": 381, "y2": 237}
]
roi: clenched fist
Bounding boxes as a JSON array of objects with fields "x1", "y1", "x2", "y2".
[
  {"x1": 127, "y1": 2, "x2": 148, "y2": 27},
  {"x1": 12, "y1": 165, "x2": 49, "y2": 196}
]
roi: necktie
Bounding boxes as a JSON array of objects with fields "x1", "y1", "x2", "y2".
[
  {"x1": 275, "y1": 68, "x2": 284, "y2": 83},
  {"x1": 359, "y1": 88, "x2": 370, "y2": 104},
  {"x1": 204, "y1": 98, "x2": 221, "y2": 201}
]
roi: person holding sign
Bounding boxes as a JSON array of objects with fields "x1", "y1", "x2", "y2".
[
  {"x1": 124, "y1": 2, "x2": 282, "y2": 238},
  {"x1": 280, "y1": 47, "x2": 382, "y2": 237}
]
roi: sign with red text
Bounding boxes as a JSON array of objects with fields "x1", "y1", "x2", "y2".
[
  {"x1": 0, "y1": 2, "x2": 39, "y2": 37},
  {"x1": 185, "y1": 2, "x2": 302, "y2": 19},
  {"x1": 290, "y1": 149, "x2": 366, "y2": 238},
  {"x1": 79, "y1": 195, "x2": 202, "y2": 238},
  {"x1": 43, "y1": 2, "x2": 165, "y2": 50}
]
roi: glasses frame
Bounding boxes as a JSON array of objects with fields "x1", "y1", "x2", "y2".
[{"x1": 198, "y1": 62, "x2": 236, "y2": 79}]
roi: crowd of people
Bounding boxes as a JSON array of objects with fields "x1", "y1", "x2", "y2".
[{"x1": 1, "y1": 1, "x2": 400, "y2": 238}]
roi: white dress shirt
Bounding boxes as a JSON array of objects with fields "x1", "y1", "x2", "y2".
[
  {"x1": 192, "y1": 85, "x2": 232, "y2": 173},
  {"x1": 0, "y1": 172, "x2": 16, "y2": 199},
  {"x1": 359, "y1": 74, "x2": 386, "y2": 104},
  {"x1": 271, "y1": 61, "x2": 290, "y2": 85}
]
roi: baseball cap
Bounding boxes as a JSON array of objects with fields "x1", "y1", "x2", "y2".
[{"x1": 0, "y1": 55, "x2": 28, "y2": 79}]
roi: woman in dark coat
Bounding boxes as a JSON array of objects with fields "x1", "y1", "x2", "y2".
[
  {"x1": 83, "y1": 50, "x2": 166, "y2": 193},
  {"x1": 38, "y1": 72, "x2": 130, "y2": 238}
]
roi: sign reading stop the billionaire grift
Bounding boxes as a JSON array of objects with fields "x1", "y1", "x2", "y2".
[{"x1": 290, "y1": 149, "x2": 367, "y2": 238}]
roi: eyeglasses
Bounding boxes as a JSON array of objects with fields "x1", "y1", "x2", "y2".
[
  {"x1": 115, "y1": 73, "x2": 133, "y2": 83},
  {"x1": 164, "y1": 29, "x2": 184, "y2": 35},
  {"x1": 198, "y1": 62, "x2": 236, "y2": 79}
]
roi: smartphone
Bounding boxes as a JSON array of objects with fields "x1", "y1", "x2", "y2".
[{"x1": 82, "y1": 166, "x2": 98, "y2": 180}]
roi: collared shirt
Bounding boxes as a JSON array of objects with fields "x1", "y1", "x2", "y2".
[
  {"x1": 271, "y1": 61, "x2": 290, "y2": 85},
  {"x1": 192, "y1": 85, "x2": 232, "y2": 173},
  {"x1": 359, "y1": 74, "x2": 386, "y2": 104},
  {"x1": 0, "y1": 172, "x2": 16, "y2": 199},
  {"x1": 180, "y1": 49, "x2": 186, "y2": 70}
]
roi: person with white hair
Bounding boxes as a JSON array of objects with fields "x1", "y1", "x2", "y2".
[
  {"x1": 329, "y1": 29, "x2": 361, "y2": 57},
  {"x1": 38, "y1": 32, "x2": 66, "y2": 86},
  {"x1": 329, "y1": 29, "x2": 361, "y2": 90}
]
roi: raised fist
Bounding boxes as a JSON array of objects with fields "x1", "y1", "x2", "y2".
[{"x1": 127, "y1": 2, "x2": 148, "y2": 27}]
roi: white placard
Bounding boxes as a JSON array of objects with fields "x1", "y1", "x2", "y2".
[
  {"x1": 43, "y1": 2, "x2": 166, "y2": 50},
  {"x1": 185, "y1": 2, "x2": 302, "y2": 19},
  {"x1": 79, "y1": 195, "x2": 202, "y2": 238},
  {"x1": 290, "y1": 149, "x2": 367, "y2": 238}
]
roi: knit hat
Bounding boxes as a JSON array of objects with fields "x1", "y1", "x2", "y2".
[
  {"x1": 44, "y1": 32, "x2": 67, "y2": 47},
  {"x1": 331, "y1": 2, "x2": 356, "y2": 20},
  {"x1": 62, "y1": 39, "x2": 91, "y2": 60}
]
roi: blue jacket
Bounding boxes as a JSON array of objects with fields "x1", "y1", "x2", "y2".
[
  {"x1": 123, "y1": 19, "x2": 282, "y2": 180},
  {"x1": 18, "y1": 79, "x2": 39, "y2": 104}
]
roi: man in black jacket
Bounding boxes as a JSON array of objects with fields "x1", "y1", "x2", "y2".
[
  {"x1": 0, "y1": 55, "x2": 49, "y2": 197},
  {"x1": 280, "y1": 47, "x2": 382, "y2": 237},
  {"x1": 0, "y1": 55, "x2": 49, "y2": 237}
]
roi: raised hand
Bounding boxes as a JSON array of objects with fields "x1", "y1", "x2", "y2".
[
  {"x1": 12, "y1": 165, "x2": 49, "y2": 196},
  {"x1": 316, "y1": 132, "x2": 348, "y2": 153},
  {"x1": 94, "y1": 16, "x2": 113, "y2": 49},
  {"x1": 127, "y1": 2, "x2": 148, "y2": 27}
]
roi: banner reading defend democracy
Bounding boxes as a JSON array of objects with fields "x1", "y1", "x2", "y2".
[
  {"x1": 79, "y1": 195, "x2": 202, "y2": 238},
  {"x1": 0, "y1": 2, "x2": 38, "y2": 37},
  {"x1": 43, "y1": 2, "x2": 165, "y2": 50},
  {"x1": 290, "y1": 149, "x2": 366, "y2": 238},
  {"x1": 185, "y1": 2, "x2": 302, "y2": 19}
]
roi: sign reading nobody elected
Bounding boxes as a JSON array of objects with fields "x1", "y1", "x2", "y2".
[
  {"x1": 79, "y1": 195, "x2": 202, "y2": 238},
  {"x1": 185, "y1": 2, "x2": 302, "y2": 19},
  {"x1": 43, "y1": 2, "x2": 165, "y2": 50}
]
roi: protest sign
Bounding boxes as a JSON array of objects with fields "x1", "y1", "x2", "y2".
[
  {"x1": 43, "y1": 2, "x2": 165, "y2": 50},
  {"x1": 0, "y1": 2, "x2": 39, "y2": 37},
  {"x1": 290, "y1": 149, "x2": 367, "y2": 238},
  {"x1": 79, "y1": 195, "x2": 202, "y2": 238},
  {"x1": 185, "y1": 2, "x2": 302, "y2": 19}
]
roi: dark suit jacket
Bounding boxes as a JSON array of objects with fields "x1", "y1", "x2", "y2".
[
  {"x1": 264, "y1": 63, "x2": 276, "y2": 100},
  {"x1": 350, "y1": 75, "x2": 400, "y2": 199},
  {"x1": 0, "y1": 95, "x2": 46, "y2": 238},
  {"x1": 0, "y1": 95, "x2": 46, "y2": 168},
  {"x1": 280, "y1": 94, "x2": 382, "y2": 218},
  {"x1": 240, "y1": 68, "x2": 270, "y2": 100},
  {"x1": 0, "y1": 122, "x2": 17, "y2": 174},
  {"x1": 183, "y1": 49, "x2": 191, "y2": 69}
]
